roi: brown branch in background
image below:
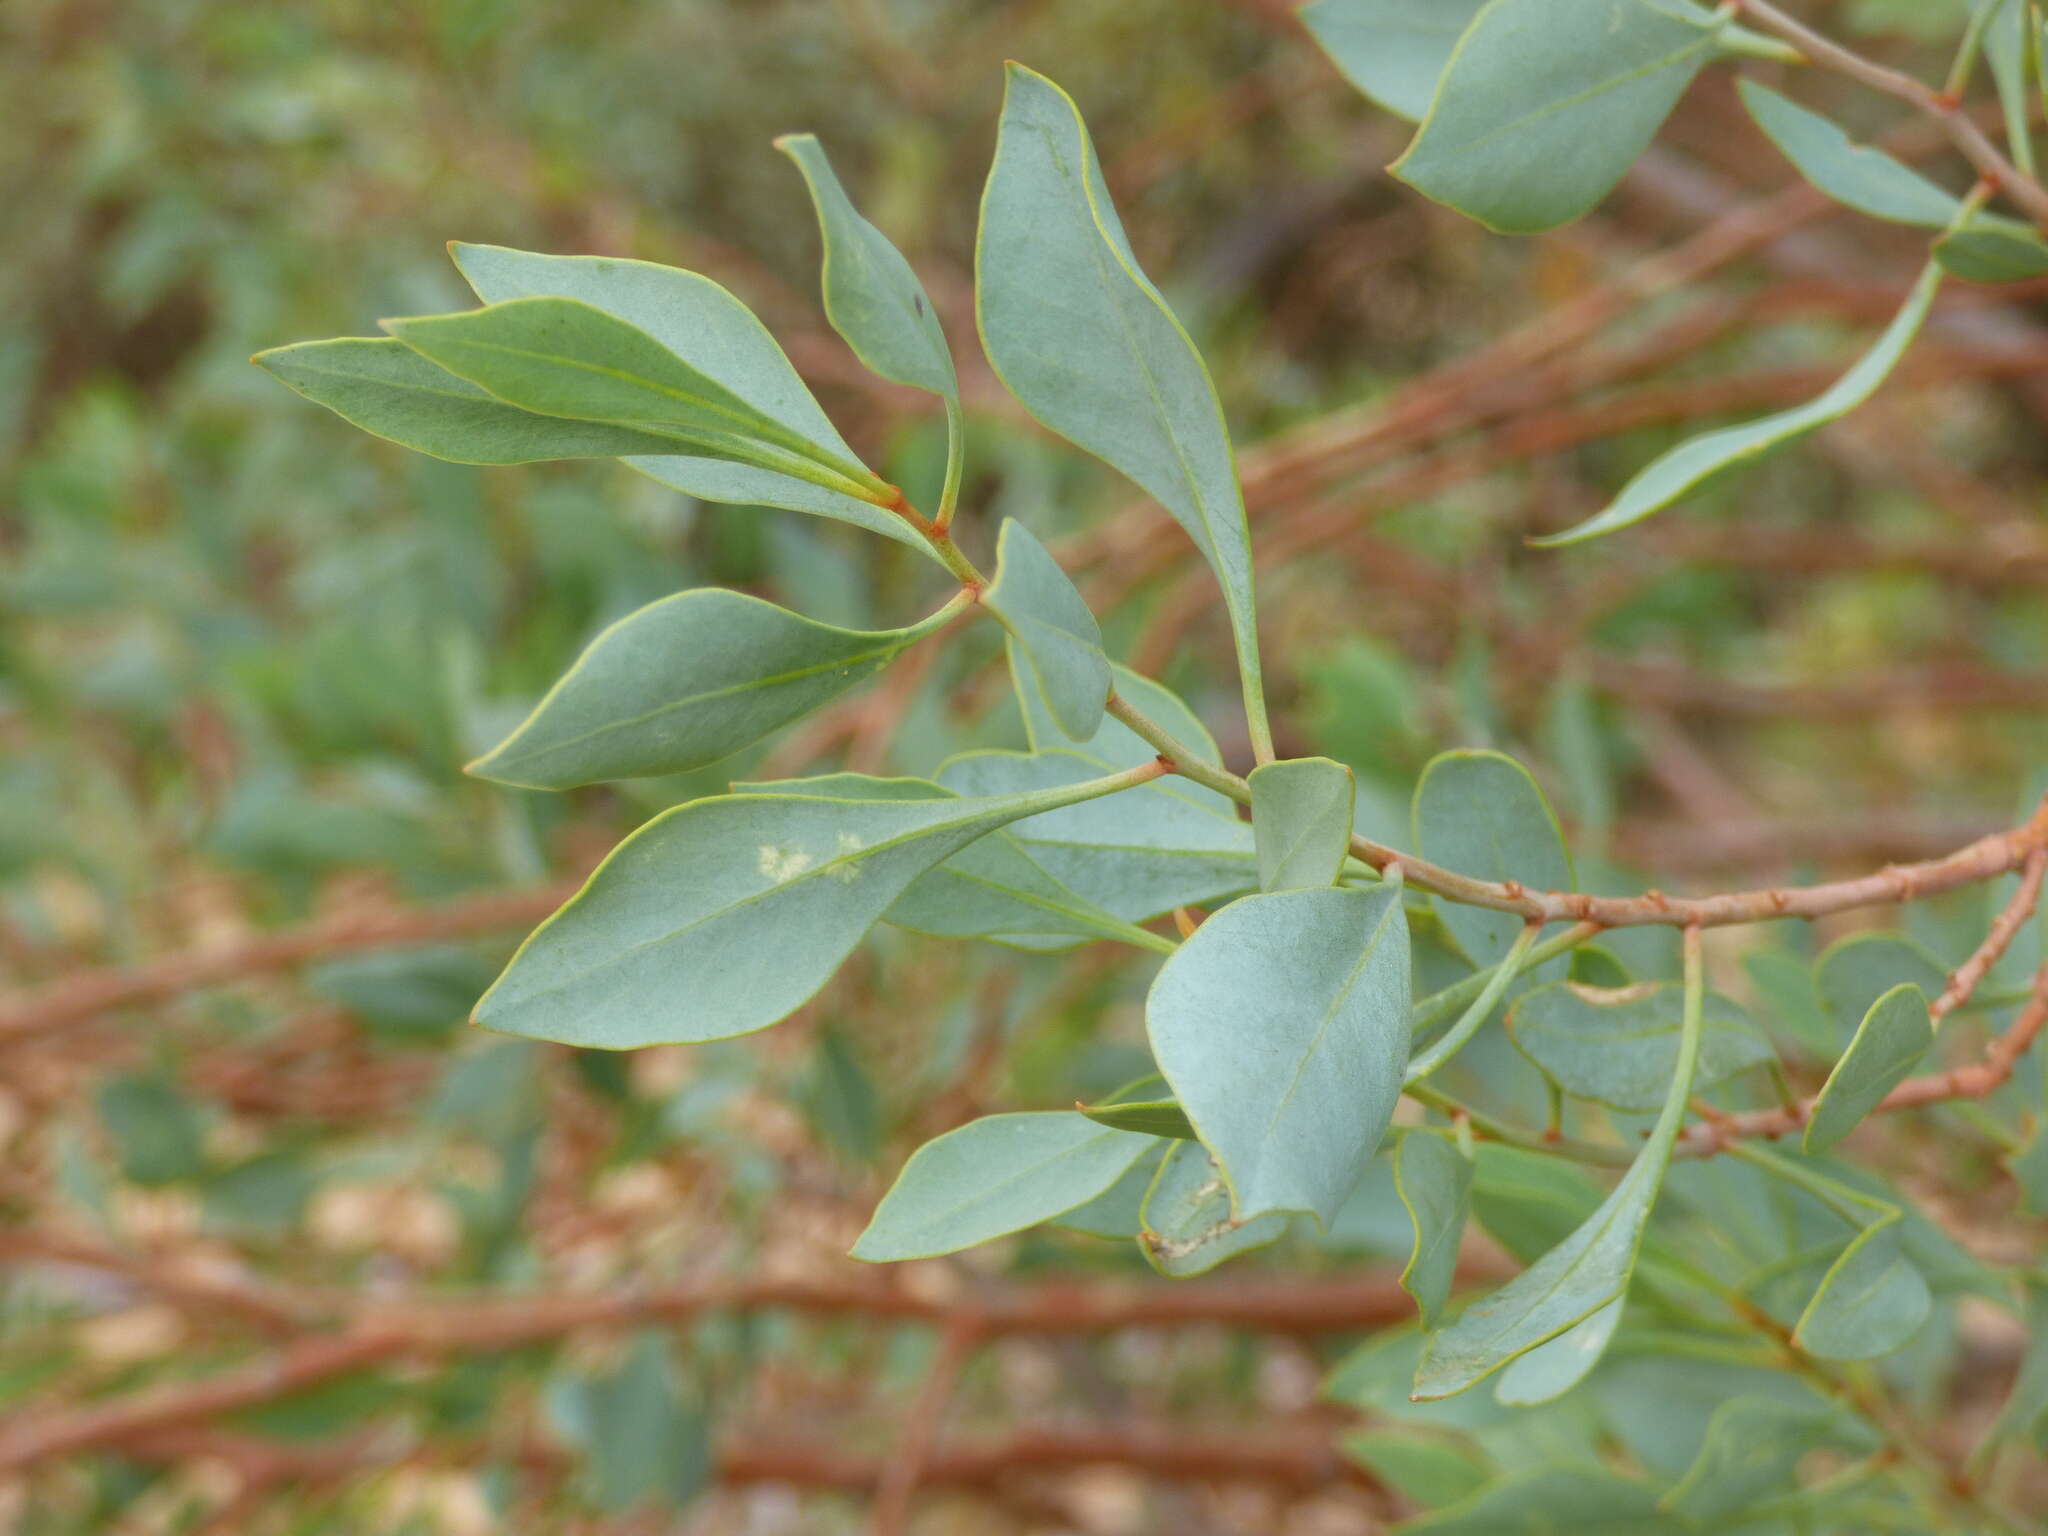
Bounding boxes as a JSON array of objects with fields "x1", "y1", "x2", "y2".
[
  {"x1": 0, "y1": 882, "x2": 578, "y2": 1050},
  {"x1": 0, "y1": 1270, "x2": 1436, "y2": 1475},
  {"x1": 872, "y1": 1310, "x2": 982, "y2": 1535}
]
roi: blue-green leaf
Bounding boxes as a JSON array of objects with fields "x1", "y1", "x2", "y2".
[
  {"x1": 774, "y1": 134, "x2": 957, "y2": 401},
  {"x1": 1053, "y1": 1142, "x2": 1169, "y2": 1238},
  {"x1": 1815, "y1": 932, "x2": 1947, "y2": 1042},
  {"x1": 1795, "y1": 1222, "x2": 1930, "y2": 1359},
  {"x1": 983, "y1": 519, "x2": 1109, "y2": 742},
  {"x1": 448, "y1": 242, "x2": 929, "y2": 551},
  {"x1": 1078, "y1": 1097, "x2": 1198, "y2": 1139},
  {"x1": 853, "y1": 1112, "x2": 1154, "y2": 1260},
  {"x1": 1394, "y1": 1466, "x2": 1687, "y2": 1534},
  {"x1": 1299, "y1": 0, "x2": 1488, "y2": 121},
  {"x1": 1660, "y1": 1395, "x2": 1868, "y2": 1523},
  {"x1": 1413, "y1": 750, "x2": 1573, "y2": 970},
  {"x1": 1509, "y1": 980, "x2": 1774, "y2": 1112},
  {"x1": 1935, "y1": 217, "x2": 2048, "y2": 281},
  {"x1": 1149, "y1": 884, "x2": 1411, "y2": 1227},
  {"x1": 1737, "y1": 80, "x2": 1962, "y2": 227},
  {"x1": 1491, "y1": 1296, "x2": 1621, "y2": 1405},
  {"x1": 1138, "y1": 1140, "x2": 1289, "y2": 1277},
  {"x1": 1394, "y1": 1130, "x2": 1473, "y2": 1328},
  {"x1": 978, "y1": 65, "x2": 1271, "y2": 757},
  {"x1": 1249, "y1": 756, "x2": 1356, "y2": 892},
  {"x1": 469, "y1": 589, "x2": 959, "y2": 789},
  {"x1": 1533, "y1": 260, "x2": 1946, "y2": 545},
  {"x1": 474, "y1": 765, "x2": 1160, "y2": 1047},
  {"x1": 1391, "y1": 0, "x2": 1726, "y2": 235},
  {"x1": 1804, "y1": 981, "x2": 1933, "y2": 1154}
]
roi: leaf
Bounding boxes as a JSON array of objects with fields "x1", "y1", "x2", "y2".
[
  {"x1": 1532, "y1": 260, "x2": 1946, "y2": 545},
  {"x1": 385, "y1": 297, "x2": 885, "y2": 497},
  {"x1": 939, "y1": 748, "x2": 1257, "y2": 922},
  {"x1": 774, "y1": 133, "x2": 958, "y2": 400},
  {"x1": 469, "y1": 589, "x2": 958, "y2": 789},
  {"x1": 1053, "y1": 1142, "x2": 1169, "y2": 1238},
  {"x1": 743, "y1": 773, "x2": 1168, "y2": 952},
  {"x1": 1412, "y1": 951, "x2": 1706, "y2": 1399},
  {"x1": 852, "y1": 1111, "x2": 1155, "y2": 1260},
  {"x1": 1138, "y1": 1140, "x2": 1289, "y2": 1277},
  {"x1": 1393, "y1": 1466, "x2": 1688, "y2": 1534},
  {"x1": 97, "y1": 1072, "x2": 205, "y2": 1187},
  {"x1": 1983, "y1": 1279, "x2": 2048, "y2": 1450},
  {"x1": 1935, "y1": 217, "x2": 2048, "y2": 282},
  {"x1": 1795, "y1": 1222, "x2": 1930, "y2": 1359},
  {"x1": 576, "y1": 1333, "x2": 710, "y2": 1513},
  {"x1": 1469, "y1": 1144, "x2": 1602, "y2": 1263},
  {"x1": 1341, "y1": 1429, "x2": 1489, "y2": 1510},
  {"x1": 1737, "y1": 80, "x2": 1961, "y2": 227},
  {"x1": 253, "y1": 338, "x2": 686, "y2": 464},
  {"x1": 1394, "y1": 1130, "x2": 1473, "y2": 1328},
  {"x1": 1814, "y1": 932, "x2": 1947, "y2": 1041},
  {"x1": 473, "y1": 765, "x2": 1160, "y2": 1048},
  {"x1": 983, "y1": 518, "x2": 1110, "y2": 742},
  {"x1": 978, "y1": 65, "x2": 1270, "y2": 756},
  {"x1": 447, "y1": 243, "x2": 928, "y2": 551},
  {"x1": 1149, "y1": 884, "x2": 1410, "y2": 1227},
  {"x1": 1413, "y1": 750, "x2": 1573, "y2": 969},
  {"x1": 1803, "y1": 982, "x2": 1932, "y2": 1153},
  {"x1": 1492, "y1": 1296, "x2": 1622, "y2": 1405},
  {"x1": 1299, "y1": 0, "x2": 1488, "y2": 121},
  {"x1": 1078, "y1": 1097, "x2": 1198, "y2": 1139},
  {"x1": 1509, "y1": 980, "x2": 1774, "y2": 1112},
  {"x1": 1391, "y1": 0, "x2": 1726, "y2": 235},
  {"x1": 1660, "y1": 1395, "x2": 1862, "y2": 1523},
  {"x1": 1249, "y1": 756, "x2": 1356, "y2": 892}
]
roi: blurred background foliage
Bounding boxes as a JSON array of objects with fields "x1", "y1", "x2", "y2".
[{"x1": 4, "y1": 0, "x2": 2048, "y2": 1531}]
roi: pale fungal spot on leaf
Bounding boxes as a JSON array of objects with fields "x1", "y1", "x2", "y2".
[
  {"x1": 756, "y1": 844, "x2": 815, "y2": 881},
  {"x1": 1565, "y1": 981, "x2": 1660, "y2": 1005},
  {"x1": 828, "y1": 830, "x2": 867, "y2": 882}
]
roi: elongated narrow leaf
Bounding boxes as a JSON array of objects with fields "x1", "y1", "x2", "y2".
[
  {"x1": 1413, "y1": 750, "x2": 1573, "y2": 969},
  {"x1": 1394, "y1": 1130, "x2": 1472, "y2": 1328},
  {"x1": 775, "y1": 134, "x2": 957, "y2": 401},
  {"x1": 254, "y1": 339, "x2": 688, "y2": 464},
  {"x1": 1397, "y1": 1467, "x2": 1687, "y2": 1535},
  {"x1": 978, "y1": 66, "x2": 1269, "y2": 754},
  {"x1": 447, "y1": 243, "x2": 930, "y2": 550},
  {"x1": 852, "y1": 1112, "x2": 1154, "y2": 1261},
  {"x1": 1249, "y1": 756, "x2": 1355, "y2": 892},
  {"x1": 939, "y1": 748, "x2": 1257, "y2": 922},
  {"x1": 1300, "y1": 0, "x2": 1487, "y2": 121},
  {"x1": 1795, "y1": 1222, "x2": 1930, "y2": 1359},
  {"x1": 740, "y1": 773, "x2": 1167, "y2": 952},
  {"x1": 1509, "y1": 981, "x2": 1773, "y2": 1112},
  {"x1": 1534, "y1": 260, "x2": 1945, "y2": 546},
  {"x1": 1138, "y1": 1140, "x2": 1289, "y2": 1277},
  {"x1": 1493, "y1": 1295, "x2": 1621, "y2": 1405},
  {"x1": 1661, "y1": 1395, "x2": 1863, "y2": 1523},
  {"x1": 1149, "y1": 884, "x2": 1410, "y2": 1227},
  {"x1": 1391, "y1": 0, "x2": 1725, "y2": 234},
  {"x1": 474, "y1": 767, "x2": 1156, "y2": 1047},
  {"x1": 1078, "y1": 1098, "x2": 1198, "y2": 1139},
  {"x1": 1413, "y1": 955, "x2": 1706, "y2": 1398},
  {"x1": 984, "y1": 519, "x2": 1109, "y2": 742},
  {"x1": 469, "y1": 590, "x2": 957, "y2": 789},
  {"x1": 1738, "y1": 80, "x2": 1961, "y2": 227},
  {"x1": 1815, "y1": 932, "x2": 1947, "y2": 1042},
  {"x1": 386, "y1": 297, "x2": 884, "y2": 496},
  {"x1": 1804, "y1": 983, "x2": 1932, "y2": 1153}
]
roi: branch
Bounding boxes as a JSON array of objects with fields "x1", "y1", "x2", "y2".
[
  {"x1": 1733, "y1": 0, "x2": 2048, "y2": 231},
  {"x1": 0, "y1": 1271, "x2": 1432, "y2": 1474}
]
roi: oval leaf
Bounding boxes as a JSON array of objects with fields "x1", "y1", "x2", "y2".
[
  {"x1": 1509, "y1": 980, "x2": 1773, "y2": 1112},
  {"x1": 1815, "y1": 932, "x2": 1947, "y2": 1042},
  {"x1": 1802, "y1": 982, "x2": 1933, "y2": 1154},
  {"x1": 1249, "y1": 756, "x2": 1356, "y2": 892},
  {"x1": 1794, "y1": 1222, "x2": 1931, "y2": 1360},
  {"x1": 1533, "y1": 259, "x2": 1946, "y2": 546},
  {"x1": 775, "y1": 134, "x2": 957, "y2": 401},
  {"x1": 1300, "y1": 0, "x2": 1488, "y2": 122},
  {"x1": 1391, "y1": 0, "x2": 1724, "y2": 234},
  {"x1": 1149, "y1": 883, "x2": 1411, "y2": 1227},
  {"x1": 1138, "y1": 1140, "x2": 1289, "y2": 1277},
  {"x1": 1738, "y1": 79, "x2": 1961, "y2": 227},
  {"x1": 1413, "y1": 750, "x2": 1573, "y2": 970},
  {"x1": 852, "y1": 1112, "x2": 1154, "y2": 1261},
  {"x1": 469, "y1": 590, "x2": 956, "y2": 789},
  {"x1": 474, "y1": 767, "x2": 1156, "y2": 1047},
  {"x1": 978, "y1": 64, "x2": 1270, "y2": 755},
  {"x1": 983, "y1": 519, "x2": 1110, "y2": 742}
]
